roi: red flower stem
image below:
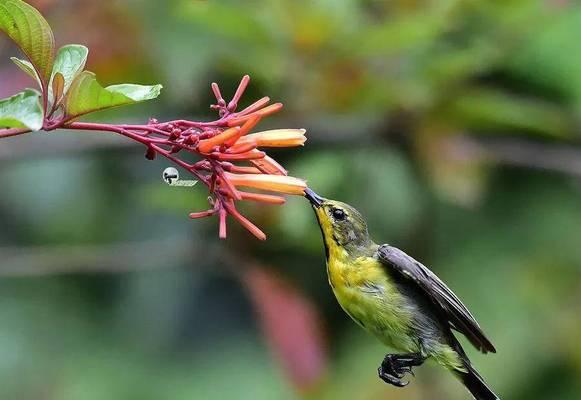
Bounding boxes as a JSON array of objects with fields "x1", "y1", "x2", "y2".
[
  {"x1": 158, "y1": 119, "x2": 228, "y2": 129},
  {"x1": 64, "y1": 122, "x2": 164, "y2": 145},
  {"x1": 0, "y1": 127, "x2": 31, "y2": 139},
  {"x1": 118, "y1": 125, "x2": 172, "y2": 136},
  {"x1": 210, "y1": 160, "x2": 242, "y2": 201},
  {"x1": 223, "y1": 201, "x2": 266, "y2": 240},
  {"x1": 219, "y1": 175, "x2": 242, "y2": 200},
  {"x1": 61, "y1": 122, "x2": 210, "y2": 185},
  {"x1": 46, "y1": 103, "x2": 59, "y2": 121},
  {"x1": 41, "y1": 80, "x2": 49, "y2": 118},
  {"x1": 151, "y1": 144, "x2": 210, "y2": 185}
]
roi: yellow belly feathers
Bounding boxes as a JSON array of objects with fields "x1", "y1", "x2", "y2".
[{"x1": 326, "y1": 243, "x2": 417, "y2": 352}]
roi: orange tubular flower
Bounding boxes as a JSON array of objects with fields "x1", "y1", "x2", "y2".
[
  {"x1": 212, "y1": 150, "x2": 266, "y2": 161},
  {"x1": 251, "y1": 155, "x2": 288, "y2": 176},
  {"x1": 238, "y1": 129, "x2": 307, "y2": 148},
  {"x1": 238, "y1": 191, "x2": 286, "y2": 205},
  {"x1": 226, "y1": 165, "x2": 262, "y2": 174},
  {"x1": 157, "y1": 75, "x2": 307, "y2": 239},
  {"x1": 224, "y1": 172, "x2": 307, "y2": 195},
  {"x1": 224, "y1": 116, "x2": 261, "y2": 147},
  {"x1": 227, "y1": 139, "x2": 258, "y2": 154},
  {"x1": 197, "y1": 127, "x2": 241, "y2": 153},
  {"x1": 223, "y1": 201, "x2": 267, "y2": 241}
]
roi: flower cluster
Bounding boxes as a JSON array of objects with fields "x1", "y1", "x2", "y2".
[
  {"x1": 2, "y1": 74, "x2": 307, "y2": 240},
  {"x1": 0, "y1": 1, "x2": 306, "y2": 240},
  {"x1": 77, "y1": 75, "x2": 306, "y2": 240}
]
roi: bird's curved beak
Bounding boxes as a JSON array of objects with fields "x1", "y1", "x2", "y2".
[{"x1": 304, "y1": 188, "x2": 324, "y2": 208}]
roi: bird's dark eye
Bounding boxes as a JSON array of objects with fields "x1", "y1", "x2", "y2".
[{"x1": 332, "y1": 208, "x2": 346, "y2": 221}]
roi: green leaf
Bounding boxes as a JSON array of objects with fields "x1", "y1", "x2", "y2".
[
  {"x1": 0, "y1": 89, "x2": 43, "y2": 131},
  {"x1": 105, "y1": 84, "x2": 164, "y2": 101},
  {"x1": 48, "y1": 44, "x2": 88, "y2": 103},
  {"x1": 65, "y1": 71, "x2": 162, "y2": 118},
  {"x1": 0, "y1": 0, "x2": 55, "y2": 84},
  {"x1": 10, "y1": 56, "x2": 41, "y2": 86},
  {"x1": 51, "y1": 72, "x2": 64, "y2": 106}
]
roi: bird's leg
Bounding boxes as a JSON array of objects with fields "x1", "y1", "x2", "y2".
[{"x1": 378, "y1": 353, "x2": 426, "y2": 387}]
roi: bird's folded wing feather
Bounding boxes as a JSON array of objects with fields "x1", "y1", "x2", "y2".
[{"x1": 377, "y1": 244, "x2": 496, "y2": 354}]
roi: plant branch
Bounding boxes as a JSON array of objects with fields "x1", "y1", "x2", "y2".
[
  {"x1": 0, "y1": 127, "x2": 31, "y2": 139},
  {"x1": 0, "y1": 76, "x2": 307, "y2": 240}
]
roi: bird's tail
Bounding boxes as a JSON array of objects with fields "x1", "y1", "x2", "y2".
[{"x1": 456, "y1": 364, "x2": 499, "y2": 400}]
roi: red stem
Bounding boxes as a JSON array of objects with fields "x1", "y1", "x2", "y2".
[
  {"x1": 0, "y1": 76, "x2": 288, "y2": 240},
  {"x1": 0, "y1": 127, "x2": 31, "y2": 139},
  {"x1": 63, "y1": 121, "x2": 210, "y2": 185}
]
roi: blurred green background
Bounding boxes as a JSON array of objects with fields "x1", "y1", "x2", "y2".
[{"x1": 1, "y1": 0, "x2": 581, "y2": 399}]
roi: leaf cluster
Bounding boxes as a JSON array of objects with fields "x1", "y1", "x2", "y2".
[{"x1": 0, "y1": 0, "x2": 161, "y2": 132}]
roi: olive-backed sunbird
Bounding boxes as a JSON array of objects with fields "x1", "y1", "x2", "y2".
[{"x1": 304, "y1": 188, "x2": 499, "y2": 400}]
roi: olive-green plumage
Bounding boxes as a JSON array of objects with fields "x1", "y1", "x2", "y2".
[{"x1": 304, "y1": 189, "x2": 499, "y2": 400}]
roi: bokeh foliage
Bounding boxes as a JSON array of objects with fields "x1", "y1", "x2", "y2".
[{"x1": 1, "y1": 0, "x2": 581, "y2": 399}]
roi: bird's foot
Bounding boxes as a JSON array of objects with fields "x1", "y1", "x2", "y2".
[{"x1": 377, "y1": 353, "x2": 424, "y2": 388}]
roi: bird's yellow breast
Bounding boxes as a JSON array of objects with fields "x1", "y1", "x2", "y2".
[{"x1": 325, "y1": 240, "x2": 417, "y2": 351}]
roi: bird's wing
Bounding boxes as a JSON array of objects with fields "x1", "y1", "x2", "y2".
[{"x1": 377, "y1": 244, "x2": 496, "y2": 354}]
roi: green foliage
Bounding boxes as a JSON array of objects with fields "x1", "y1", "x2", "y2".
[
  {"x1": 0, "y1": 1, "x2": 161, "y2": 123},
  {"x1": 509, "y1": 7, "x2": 581, "y2": 111},
  {"x1": 0, "y1": 0, "x2": 54, "y2": 84},
  {"x1": 446, "y1": 88, "x2": 572, "y2": 138},
  {"x1": 65, "y1": 71, "x2": 162, "y2": 118},
  {"x1": 2, "y1": 1, "x2": 581, "y2": 400},
  {"x1": 10, "y1": 56, "x2": 40, "y2": 84},
  {"x1": 48, "y1": 45, "x2": 89, "y2": 105},
  {"x1": 0, "y1": 89, "x2": 42, "y2": 130}
]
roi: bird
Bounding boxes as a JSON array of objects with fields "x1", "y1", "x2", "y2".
[{"x1": 304, "y1": 188, "x2": 499, "y2": 400}]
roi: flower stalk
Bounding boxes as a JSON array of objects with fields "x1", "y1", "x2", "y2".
[{"x1": 0, "y1": 75, "x2": 307, "y2": 240}]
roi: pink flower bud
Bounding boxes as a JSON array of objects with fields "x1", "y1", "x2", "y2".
[
  {"x1": 145, "y1": 147, "x2": 156, "y2": 160},
  {"x1": 189, "y1": 209, "x2": 216, "y2": 219},
  {"x1": 227, "y1": 103, "x2": 283, "y2": 126}
]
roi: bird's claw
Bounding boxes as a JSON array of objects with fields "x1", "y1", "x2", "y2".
[
  {"x1": 377, "y1": 354, "x2": 418, "y2": 388},
  {"x1": 377, "y1": 366, "x2": 409, "y2": 387}
]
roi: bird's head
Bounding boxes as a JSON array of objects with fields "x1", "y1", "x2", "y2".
[{"x1": 304, "y1": 188, "x2": 372, "y2": 251}]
